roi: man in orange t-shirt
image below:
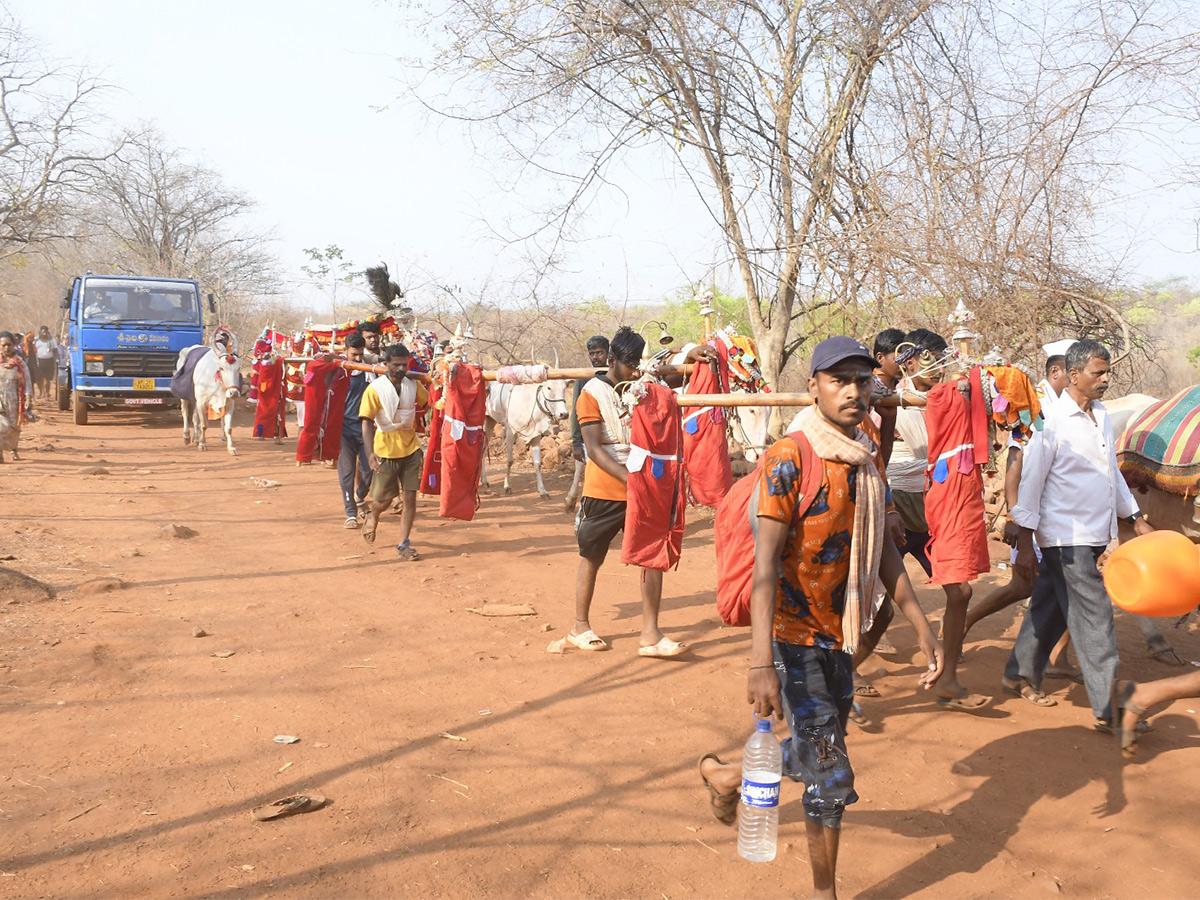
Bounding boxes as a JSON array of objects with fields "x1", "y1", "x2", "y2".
[
  {"x1": 567, "y1": 326, "x2": 715, "y2": 658},
  {"x1": 699, "y1": 337, "x2": 944, "y2": 900}
]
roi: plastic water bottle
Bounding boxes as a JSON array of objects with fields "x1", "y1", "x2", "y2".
[{"x1": 738, "y1": 717, "x2": 782, "y2": 862}]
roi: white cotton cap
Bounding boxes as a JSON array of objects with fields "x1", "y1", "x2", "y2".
[{"x1": 1042, "y1": 339, "x2": 1075, "y2": 358}]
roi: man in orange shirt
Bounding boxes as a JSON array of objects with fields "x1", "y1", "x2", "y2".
[
  {"x1": 700, "y1": 337, "x2": 944, "y2": 899},
  {"x1": 568, "y1": 325, "x2": 713, "y2": 657}
]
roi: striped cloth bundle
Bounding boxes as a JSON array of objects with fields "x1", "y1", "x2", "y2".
[{"x1": 1117, "y1": 385, "x2": 1200, "y2": 497}]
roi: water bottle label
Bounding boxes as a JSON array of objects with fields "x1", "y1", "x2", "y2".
[{"x1": 740, "y1": 777, "x2": 780, "y2": 808}]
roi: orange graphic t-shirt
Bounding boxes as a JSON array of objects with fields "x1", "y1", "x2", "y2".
[{"x1": 756, "y1": 435, "x2": 890, "y2": 649}]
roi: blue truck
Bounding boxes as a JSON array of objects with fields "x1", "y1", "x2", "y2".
[{"x1": 58, "y1": 274, "x2": 214, "y2": 425}]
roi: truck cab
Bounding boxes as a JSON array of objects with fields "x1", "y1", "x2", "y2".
[{"x1": 59, "y1": 275, "x2": 209, "y2": 424}]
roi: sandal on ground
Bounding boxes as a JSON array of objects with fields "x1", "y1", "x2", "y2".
[
  {"x1": 853, "y1": 681, "x2": 881, "y2": 698},
  {"x1": 1107, "y1": 679, "x2": 1151, "y2": 755},
  {"x1": 344, "y1": 516, "x2": 360, "y2": 529},
  {"x1": 936, "y1": 693, "x2": 992, "y2": 712},
  {"x1": 1150, "y1": 646, "x2": 1186, "y2": 667},
  {"x1": 1001, "y1": 677, "x2": 1057, "y2": 707},
  {"x1": 698, "y1": 753, "x2": 738, "y2": 826},
  {"x1": 566, "y1": 629, "x2": 609, "y2": 652},
  {"x1": 252, "y1": 794, "x2": 327, "y2": 821},
  {"x1": 848, "y1": 701, "x2": 872, "y2": 728},
  {"x1": 396, "y1": 542, "x2": 420, "y2": 561},
  {"x1": 638, "y1": 637, "x2": 687, "y2": 658},
  {"x1": 361, "y1": 510, "x2": 379, "y2": 544}
]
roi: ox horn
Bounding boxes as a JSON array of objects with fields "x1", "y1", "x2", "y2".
[{"x1": 553, "y1": 347, "x2": 560, "y2": 368}]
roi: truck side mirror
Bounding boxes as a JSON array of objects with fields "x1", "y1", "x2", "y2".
[
  {"x1": 60, "y1": 288, "x2": 71, "y2": 310},
  {"x1": 208, "y1": 293, "x2": 216, "y2": 314}
]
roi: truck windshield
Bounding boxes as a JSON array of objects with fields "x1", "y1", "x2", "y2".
[{"x1": 81, "y1": 279, "x2": 200, "y2": 325}]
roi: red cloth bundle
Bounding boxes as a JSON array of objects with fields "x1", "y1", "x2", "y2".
[
  {"x1": 924, "y1": 367, "x2": 990, "y2": 585},
  {"x1": 295, "y1": 358, "x2": 348, "y2": 463},
  {"x1": 439, "y1": 364, "x2": 488, "y2": 520},
  {"x1": 252, "y1": 358, "x2": 287, "y2": 440},
  {"x1": 621, "y1": 382, "x2": 685, "y2": 571},
  {"x1": 681, "y1": 342, "x2": 733, "y2": 507}
]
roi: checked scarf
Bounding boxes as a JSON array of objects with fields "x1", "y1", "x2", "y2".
[{"x1": 792, "y1": 405, "x2": 886, "y2": 653}]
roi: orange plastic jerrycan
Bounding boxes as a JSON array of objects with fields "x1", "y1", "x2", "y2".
[{"x1": 1104, "y1": 530, "x2": 1200, "y2": 617}]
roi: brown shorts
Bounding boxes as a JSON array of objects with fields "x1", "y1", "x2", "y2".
[{"x1": 369, "y1": 450, "x2": 424, "y2": 503}]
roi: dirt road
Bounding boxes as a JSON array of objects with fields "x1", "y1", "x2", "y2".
[{"x1": 1, "y1": 405, "x2": 1197, "y2": 898}]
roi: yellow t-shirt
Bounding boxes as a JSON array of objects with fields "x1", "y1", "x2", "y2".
[{"x1": 359, "y1": 379, "x2": 429, "y2": 459}]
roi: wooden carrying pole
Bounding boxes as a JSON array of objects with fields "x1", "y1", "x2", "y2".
[{"x1": 282, "y1": 358, "x2": 813, "y2": 407}]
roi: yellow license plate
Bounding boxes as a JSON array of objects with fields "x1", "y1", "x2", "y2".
[{"x1": 133, "y1": 378, "x2": 156, "y2": 391}]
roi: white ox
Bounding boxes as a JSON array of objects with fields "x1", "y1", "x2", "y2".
[
  {"x1": 482, "y1": 380, "x2": 570, "y2": 498},
  {"x1": 175, "y1": 346, "x2": 241, "y2": 456}
]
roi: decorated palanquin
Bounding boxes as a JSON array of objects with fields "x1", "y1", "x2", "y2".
[
  {"x1": 713, "y1": 327, "x2": 769, "y2": 393},
  {"x1": 1118, "y1": 386, "x2": 1200, "y2": 497}
]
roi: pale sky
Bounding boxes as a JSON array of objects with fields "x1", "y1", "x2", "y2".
[{"x1": 13, "y1": 0, "x2": 1200, "y2": 319}]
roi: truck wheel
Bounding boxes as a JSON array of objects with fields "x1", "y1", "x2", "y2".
[
  {"x1": 57, "y1": 374, "x2": 70, "y2": 411},
  {"x1": 72, "y1": 391, "x2": 88, "y2": 426}
]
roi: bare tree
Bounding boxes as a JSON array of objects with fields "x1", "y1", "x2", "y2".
[
  {"x1": 80, "y1": 126, "x2": 280, "y2": 332},
  {"x1": 416, "y1": 0, "x2": 1200, "y2": 410},
  {"x1": 0, "y1": 11, "x2": 113, "y2": 259}
]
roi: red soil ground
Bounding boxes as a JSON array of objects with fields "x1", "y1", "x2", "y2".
[{"x1": 1, "y1": 404, "x2": 1198, "y2": 899}]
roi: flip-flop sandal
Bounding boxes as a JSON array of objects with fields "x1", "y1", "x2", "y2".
[
  {"x1": 854, "y1": 682, "x2": 881, "y2": 698},
  {"x1": 638, "y1": 637, "x2": 687, "y2": 658},
  {"x1": 1150, "y1": 647, "x2": 1186, "y2": 666},
  {"x1": 848, "y1": 702, "x2": 872, "y2": 728},
  {"x1": 252, "y1": 794, "x2": 326, "y2": 821},
  {"x1": 1001, "y1": 678, "x2": 1057, "y2": 707},
  {"x1": 1108, "y1": 679, "x2": 1150, "y2": 755},
  {"x1": 697, "y1": 753, "x2": 738, "y2": 826},
  {"x1": 936, "y1": 693, "x2": 992, "y2": 712},
  {"x1": 566, "y1": 630, "x2": 609, "y2": 652},
  {"x1": 361, "y1": 512, "x2": 379, "y2": 544}
]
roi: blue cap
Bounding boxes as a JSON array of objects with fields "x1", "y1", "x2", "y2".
[
  {"x1": 755, "y1": 718, "x2": 773, "y2": 733},
  {"x1": 810, "y1": 336, "x2": 875, "y2": 376}
]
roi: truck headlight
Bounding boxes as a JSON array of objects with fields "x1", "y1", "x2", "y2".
[{"x1": 84, "y1": 360, "x2": 104, "y2": 373}]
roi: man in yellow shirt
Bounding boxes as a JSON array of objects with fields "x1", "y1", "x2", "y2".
[{"x1": 359, "y1": 344, "x2": 429, "y2": 560}]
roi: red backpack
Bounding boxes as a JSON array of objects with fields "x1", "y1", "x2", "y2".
[{"x1": 715, "y1": 431, "x2": 822, "y2": 627}]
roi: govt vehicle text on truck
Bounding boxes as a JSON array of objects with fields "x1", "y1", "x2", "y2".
[{"x1": 58, "y1": 275, "x2": 213, "y2": 425}]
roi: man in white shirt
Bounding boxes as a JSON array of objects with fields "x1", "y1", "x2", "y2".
[{"x1": 1002, "y1": 340, "x2": 1153, "y2": 729}]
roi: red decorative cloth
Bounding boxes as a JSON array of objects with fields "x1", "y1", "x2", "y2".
[
  {"x1": 621, "y1": 382, "x2": 685, "y2": 571},
  {"x1": 295, "y1": 358, "x2": 348, "y2": 463},
  {"x1": 252, "y1": 358, "x2": 287, "y2": 440},
  {"x1": 923, "y1": 367, "x2": 990, "y2": 585},
  {"x1": 439, "y1": 364, "x2": 488, "y2": 520},
  {"x1": 682, "y1": 341, "x2": 733, "y2": 507},
  {"x1": 420, "y1": 381, "x2": 444, "y2": 495}
]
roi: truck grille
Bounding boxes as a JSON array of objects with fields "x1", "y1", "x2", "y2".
[{"x1": 109, "y1": 351, "x2": 178, "y2": 378}]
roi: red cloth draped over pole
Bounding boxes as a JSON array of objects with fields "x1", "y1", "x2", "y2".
[
  {"x1": 295, "y1": 358, "x2": 348, "y2": 463},
  {"x1": 924, "y1": 367, "x2": 991, "y2": 585},
  {"x1": 439, "y1": 364, "x2": 488, "y2": 520},
  {"x1": 681, "y1": 342, "x2": 733, "y2": 507},
  {"x1": 621, "y1": 382, "x2": 686, "y2": 571},
  {"x1": 252, "y1": 358, "x2": 287, "y2": 440}
]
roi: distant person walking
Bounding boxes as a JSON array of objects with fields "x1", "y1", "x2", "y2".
[
  {"x1": 0, "y1": 331, "x2": 34, "y2": 462},
  {"x1": 32, "y1": 326, "x2": 58, "y2": 401}
]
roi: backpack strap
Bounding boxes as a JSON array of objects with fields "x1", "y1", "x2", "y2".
[{"x1": 787, "y1": 430, "x2": 823, "y2": 522}]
